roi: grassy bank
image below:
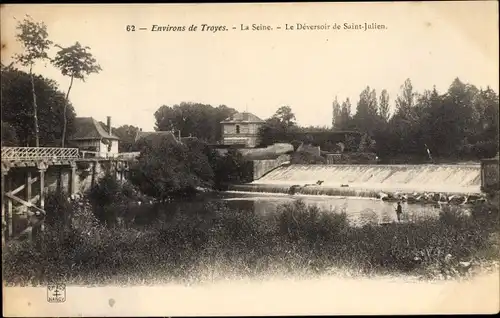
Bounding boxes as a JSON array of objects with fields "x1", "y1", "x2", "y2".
[{"x1": 2, "y1": 196, "x2": 499, "y2": 286}]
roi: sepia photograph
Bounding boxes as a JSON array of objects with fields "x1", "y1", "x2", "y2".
[{"x1": 1, "y1": 1, "x2": 499, "y2": 316}]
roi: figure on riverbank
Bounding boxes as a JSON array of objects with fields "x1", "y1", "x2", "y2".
[{"x1": 396, "y1": 202, "x2": 403, "y2": 222}]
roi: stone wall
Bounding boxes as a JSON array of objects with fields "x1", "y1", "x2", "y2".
[
  {"x1": 481, "y1": 155, "x2": 499, "y2": 192},
  {"x1": 253, "y1": 154, "x2": 291, "y2": 180},
  {"x1": 326, "y1": 152, "x2": 378, "y2": 164}
]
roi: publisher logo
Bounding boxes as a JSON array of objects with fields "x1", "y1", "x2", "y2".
[{"x1": 47, "y1": 284, "x2": 66, "y2": 303}]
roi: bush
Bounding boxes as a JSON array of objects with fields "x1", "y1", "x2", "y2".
[
  {"x1": 290, "y1": 151, "x2": 326, "y2": 164},
  {"x1": 3, "y1": 197, "x2": 499, "y2": 285}
]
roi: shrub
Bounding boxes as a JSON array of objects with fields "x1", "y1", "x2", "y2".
[
  {"x1": 3, "y1": 197, "x2": 499, "y2": 285},
  {"x1": 290, "y1": 151, "x2": 326, "y2": 164}
]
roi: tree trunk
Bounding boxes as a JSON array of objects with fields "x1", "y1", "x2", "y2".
[
  {"x1": 61, "y1": 75, "x2": 74, "y2": 148},
  {"x1": 29, "y1": 64, "x2": 40, "y2": 147}
]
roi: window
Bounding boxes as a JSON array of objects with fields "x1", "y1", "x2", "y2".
[{"x1": 236, "y1": 125, "x2": 240, "y2": 134}]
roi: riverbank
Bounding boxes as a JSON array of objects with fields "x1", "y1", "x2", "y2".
[{"x1": 3, "y1": 192, "x2": 499, "y2": 286}]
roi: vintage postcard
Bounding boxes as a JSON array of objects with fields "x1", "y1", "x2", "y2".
[{"x1": 1, "y1": 1, "x2": 499, "y2": 316}]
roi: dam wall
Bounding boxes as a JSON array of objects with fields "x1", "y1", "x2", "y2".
[
  {"x1": 253, "y1": 154, "x2": 291, "y2": 180},
  {"x1": 250, "y1": 164, "x2": 482, "y2": 194}
]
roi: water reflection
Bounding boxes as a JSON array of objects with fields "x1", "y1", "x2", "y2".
[{"x1": 131, "y1": 192, "x2": 443, "y2": 227}]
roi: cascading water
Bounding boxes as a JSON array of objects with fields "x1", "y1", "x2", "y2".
[{"x1": 249, "y1": 164, "x2": 482, "y2": 194}]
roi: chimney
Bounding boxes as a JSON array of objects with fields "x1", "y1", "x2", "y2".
[{"x1": 106, "y1": 116, "x2": 111, "y2": 135}]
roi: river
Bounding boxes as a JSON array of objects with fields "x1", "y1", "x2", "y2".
[{"x1": 131, "y1": 191, "x2": 450, "y2": 227}]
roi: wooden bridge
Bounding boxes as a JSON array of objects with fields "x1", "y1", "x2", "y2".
[{"x1": 1, "y1": 147, "x2": 131, "y2": 247}]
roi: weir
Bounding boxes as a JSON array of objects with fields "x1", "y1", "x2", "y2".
[{"x1": 249, "y1": 164, "x2": 483, "y2": 195}]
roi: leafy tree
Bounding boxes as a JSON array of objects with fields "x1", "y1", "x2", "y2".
[
  {"x1": 258, "y1": 106, "x2": 299, "y2": 146},
  {"x1": 332, "y1": 96, "x2": 342, "y2": 129},
  {"x1": 154, "y1": 102, "x2": 237, "y2": 143},
  {"x1": 353, "y1": 86, "x2": 379, "y2": 135},
  {"x1": 339, "y1": 98, "x2": 353, "y2": 130},
  {"x1": 114, "y1": 125, "x2": 140, "y2": 152},
  {"x1": 378, "y1": 89, "x2": 390, "y2": 122},
  {"x1": 52, "y1": 42, "x2": 102, "y2": 147},
  {"x1": 1, "y1": 122, "x2": 18, "y2": 146},
  {"x1": 213, "y1": 149, "x2": 253, "y2": 188},
  {"x1": 13, "y1": 16, "x2": 53, "y2": 147},
  {"x1": 272, "y1": 105, "x2": 296, "y2": 127},
  {"x1": 1, "y1": 65, "x2": 76, "y2": 146},
  {"x1": 129, "y1": 135, "x2": 217, "y2": 199}
]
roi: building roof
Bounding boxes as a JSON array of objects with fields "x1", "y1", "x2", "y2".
[
  {"x1": 220, "y1": 112, "x2": 265, "y2": 124},
  {"x1": 134, "y1": 130, "x2": 179, "y2": 143},
  {"x1": 69, "y1": 117, "x2": 120, "y2": 141}
]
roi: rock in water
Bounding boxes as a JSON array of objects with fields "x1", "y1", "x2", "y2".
[{"x1": 378, "y1": 192, "x2": 389, "y2": 200}]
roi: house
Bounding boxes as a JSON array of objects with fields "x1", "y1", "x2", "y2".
[
  {"x1": 220, "y1": 112, "x2": 265, "y2": 148},
  {"x1": 69, "y1": 116, "x2": 120, "y2": 158}
]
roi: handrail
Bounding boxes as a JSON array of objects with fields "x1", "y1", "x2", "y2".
[{"x1": 1, "y1": 147, "x2": 80, "y2": 161}]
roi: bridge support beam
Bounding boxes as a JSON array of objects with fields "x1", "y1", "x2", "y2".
[
  {"x1": 2, "y1": 169, "x2": 7, "y2": 247},
  {"x1": 6, "y1": 173, "x2": 13, "y2": 243},
  {"x1": 70, "y1": 162, "x2": 77, "y2": 195}
]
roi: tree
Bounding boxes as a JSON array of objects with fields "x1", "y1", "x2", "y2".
[
  {"x1": 13, "y1": 16, "x2": 53, "y2": 147},
  {"x1": 353, "y1": 86, "x2": 379, "y2": 135},
  {"x1": 272, "y1": 105, "x2": 296, "y2": 127},
  {"x1": 52, "y1": 42, "x2": 102, "y2": 147},
  {"x1": 114, "y1": 125, "x2": 140, "y2": 152},
  {"x1": 379, "y1": 89, "x2": 390, "y2": 122},
  {"x1": 258, "y1": 106, "x2": 299, "y2": 146},
  {"x1": 1, "y1": 65, "x2": 76, "y2": 146},
  {"x1": 395, "y1": 78, "x2": 416, "y2": 118},
  {"x1": 154, "y1": 102, "x2": 237, "y2": 143},
  {"x1": 1, "y1": 122, "x2": 18, "y2": 146},
  {"x1": 332, "y1": 97, "x2": 342, "y2": 130},
  {"x1": 340, "y1": 98, "x2": 353, "y2": 130}
]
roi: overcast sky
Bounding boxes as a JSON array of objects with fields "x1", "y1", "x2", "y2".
[{"x1": 1, "y1": 2, "x2": 498, "y2": 131}]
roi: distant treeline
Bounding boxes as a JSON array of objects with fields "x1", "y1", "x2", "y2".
[{"x1": 2, "y1": 63, "x2": 498, "y2": 163}]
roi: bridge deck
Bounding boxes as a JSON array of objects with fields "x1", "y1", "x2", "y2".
[{"x1": 2, "y1": 147, "x2": 132, "y2": 170}]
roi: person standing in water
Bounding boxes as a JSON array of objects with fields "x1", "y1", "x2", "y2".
[{"x1": 396, "y1": 202, "x2": 403, "y2": 222}]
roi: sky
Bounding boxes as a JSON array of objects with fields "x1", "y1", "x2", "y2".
[{"x1": 1, "y1": 2, "x2": 498, "y2": 131}]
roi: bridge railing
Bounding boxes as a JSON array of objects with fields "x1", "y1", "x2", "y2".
[{"x1": 1, "y1": 147, "x2": 80, "y2": 161}]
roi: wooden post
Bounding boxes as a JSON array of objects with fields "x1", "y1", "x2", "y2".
[
  {"x1": 56, "y1": 167, "x2": 62, "y2": 194},
  {"x1": 1, "y1": 169, "x2": 7, "y2": 246},
  {"x1": 25, "y1": 170, "x2": 33, "y2": 242},
  {"x1": 70, "y1": 162, "x2": 77, "y2": 195},
  {"x1": 26, "y1": 171, "x2": 32, "y2": 201},
  {"x1": 91, "y1": 161, "x2": 96, "y2": 188},
  {"x1": 39, "y1": 168, "x2": 45, "y2": 209},
  {"x1": 120, "y1": 162, "x2": 124, "y2": 182},
  {"x1": 38, "y1": 165, "x2": 47, "y2": 235},
  {"x1": 6, "y1": 173, "x2": 13, "y2": 241}
]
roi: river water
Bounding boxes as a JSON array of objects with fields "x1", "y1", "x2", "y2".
[{"x1": 132, "y1": 191, "x2": 448, "y2": 227}]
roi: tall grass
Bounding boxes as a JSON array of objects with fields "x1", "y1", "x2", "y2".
[{"x1": 3, "y1": 197, "x2": 499, "y2": 286}]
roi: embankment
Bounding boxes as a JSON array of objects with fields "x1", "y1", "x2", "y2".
[{"x1": 241, "y1": 164, "x2": 483, "y2": 197}]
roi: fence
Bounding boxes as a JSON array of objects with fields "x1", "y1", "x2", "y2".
[{"x1": 1, "y1": 147, "x2": 80, "y2": 161}]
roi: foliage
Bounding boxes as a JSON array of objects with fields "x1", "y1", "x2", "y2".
[
  {"x1": 13, "y1": 16, "x2": 53, "y2": 147},
  {"x1": 52, "y1": 41, "x2": 102, "y2": 147},
  {"x1": 1, "y1": 122, "x2": 19, "y2": 146},
  {"x1": 88, "y1": 174, "x2": 146, "y2": 225},
  {"x1": 259, "y1": 77, "x2": 498, "y2": 161},
  {"x1": 3, "y1": 198, "x2": 498, "y2": 285},
  {"x1": 212, "y1": 149, "x2": 253, "y2": 189},
  {"x1": 129, "y1": 136, "x2": 210, "y2": 200},
  {"x1": 113, "y1": 124, "x2": 141, "y2": 152},
  {"x1": 290, "y1": 151, "x2": 326, "y2": 164},
  {"x1": 1, "y1": 65, "x2": 76, "y2": 146},
  {"x1": 259, "y1": 106, "x2": 301, "y2": 146},
  {"x1": 154, "y1": 103, "x2": 237, "y2": 143}
]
